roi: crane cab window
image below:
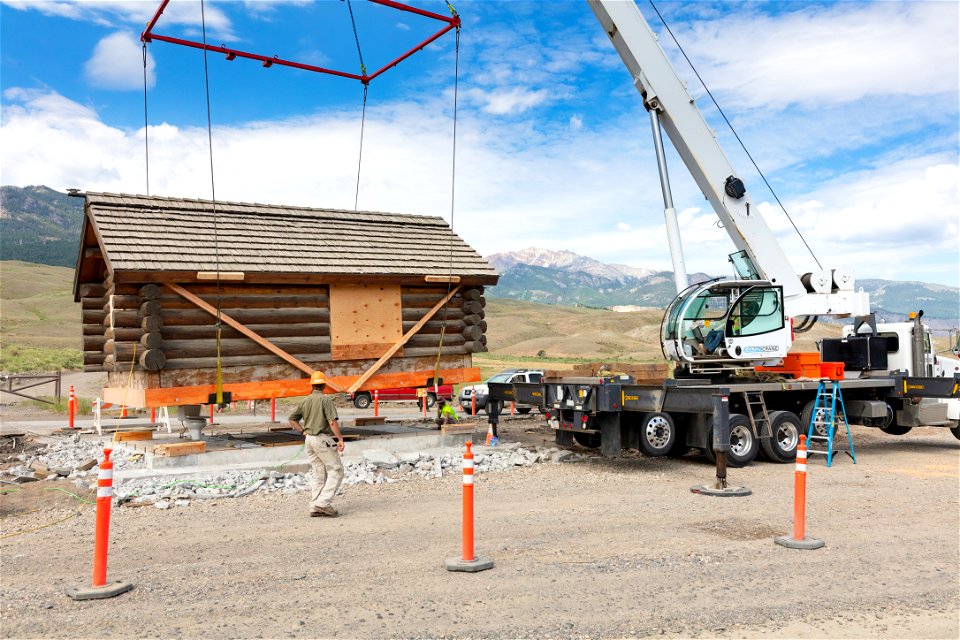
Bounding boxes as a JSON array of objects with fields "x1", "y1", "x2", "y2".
[{"x1": 727, "y1": 288, "x2": 783, "y2": 337}]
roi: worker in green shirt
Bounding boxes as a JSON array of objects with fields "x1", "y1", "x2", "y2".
[
  {"x1": 435, "y1": 397, "x2": 459, "y2": 429},
  {"x1": 288, "y1": 371, "x2": 344, "y2": 518}
]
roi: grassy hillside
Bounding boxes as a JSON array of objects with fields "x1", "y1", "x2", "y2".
[
  {"x1": 0, "y1": 260, "x2": 850, "y2": 375},
  {"x1": 476, "y1": 298, "x2": 843, "y2": 379},
  {"x1": 1, "y1": 261, "x2": 80, "y2": 349}
]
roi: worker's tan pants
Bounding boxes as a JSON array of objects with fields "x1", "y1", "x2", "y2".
[{"x1": 304, "y1": 434, "x2": 344, "y2": 510}]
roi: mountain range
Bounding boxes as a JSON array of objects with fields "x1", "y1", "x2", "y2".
[
  {"x1": 0, "y1": 185, "x2": 84, "y2": 267},
  {"x1": 0, "y1": 186, "x2": 956, "y2": 325},
  {"x1": 487, "y1": 247, "x2": 959, "y2": 326}
]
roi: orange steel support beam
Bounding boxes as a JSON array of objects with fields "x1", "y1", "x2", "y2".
[
  {"x1": 163, "y1": 282, "x2": 343, "y2": 392},
  {"x1": 102, "y1": 367, "x2": 481, "y2": 408},
  {"x1": 347, "y1": 286, "x2": 462, "y2": 394}
]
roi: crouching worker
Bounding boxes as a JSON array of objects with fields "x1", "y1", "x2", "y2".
[
  {"x1": 288, "y1": 371, "x2": 344, "y2": 517},
  {"x1": 435, "y1": 398, "x2": 459, "y2": 429}
]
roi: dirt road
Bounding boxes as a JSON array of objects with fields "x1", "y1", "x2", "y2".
[{"x1": 2, "y1": 425, "x2": 958, "y2": 639}]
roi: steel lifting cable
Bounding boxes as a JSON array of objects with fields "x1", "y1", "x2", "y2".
[
  {"x1": 648, "y1": 0, "x2": 822, "y2": 270},
  {"x1": 348, "y1": 0, "x2": 369, "y2": 211},
  {"x1": 142, "y1": 43, "x2": 150, "y2": 196},
  {"x1": 433, "y1": 14, "x2": 461, "y2": 394},
  {"x1": 200, "y1": 0, "x2": 225, "y2": 404}
]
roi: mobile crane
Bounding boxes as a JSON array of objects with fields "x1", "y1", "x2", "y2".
[{"x1": 488, "y1": 0, "x2": 960, "y2": 467}]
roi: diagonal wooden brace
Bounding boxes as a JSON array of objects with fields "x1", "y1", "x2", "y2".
[
  {"x1": 347, "y1": 286, "x2": 462, "y2": 394},
  {"x1": 164, "y1": 283, "x2": 343, "y2": 392}
]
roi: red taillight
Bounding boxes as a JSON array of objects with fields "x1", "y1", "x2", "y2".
[
  {"x1": 790, "y1": 317, "x2": 795, "y2": 344},
  {"x1": 581, "y1": 415, "x2": 588, "y2": 423}
]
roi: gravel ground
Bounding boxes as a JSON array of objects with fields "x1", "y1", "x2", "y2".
[{"x1": 1, "y1": 425, "x2": 958, "y2": 639}]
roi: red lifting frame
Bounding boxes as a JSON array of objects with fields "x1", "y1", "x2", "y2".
[{"x1": 141, "y1": 0, "x2": 460, "y2": 84}]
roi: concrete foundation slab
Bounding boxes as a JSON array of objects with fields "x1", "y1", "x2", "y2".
[{"x1": 112, "y1": 431, "x2": 471, "y2": 481}]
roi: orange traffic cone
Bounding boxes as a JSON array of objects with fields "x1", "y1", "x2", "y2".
[{"x1": 484, "y1": 425, "x2": 494, "y2": 445}]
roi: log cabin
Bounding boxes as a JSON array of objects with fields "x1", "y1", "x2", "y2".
[{"x1": 72, "y1": 192, "x2": 497, "y2": 407}]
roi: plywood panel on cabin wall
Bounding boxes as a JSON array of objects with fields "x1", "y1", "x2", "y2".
[{"x1": 328, "y1": 284, "x2": 403, "y2": 361}]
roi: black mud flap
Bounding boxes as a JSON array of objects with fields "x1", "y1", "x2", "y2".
[{"x1": 599, "y1": 413, "x2": 622, "y2": 458}]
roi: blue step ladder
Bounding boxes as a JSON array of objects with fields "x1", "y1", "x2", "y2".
[{"x1": 806, "y1": 380, "x2": 856, "y2": 467}]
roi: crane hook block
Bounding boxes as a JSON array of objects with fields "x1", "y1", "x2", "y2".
[{"x1": 724, "y1": 175, "x2": 746, "y2": 199}]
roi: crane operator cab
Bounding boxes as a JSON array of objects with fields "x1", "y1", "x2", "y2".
[{"x1": 661, "y1": 279, "x2": 791, "y2": 376}]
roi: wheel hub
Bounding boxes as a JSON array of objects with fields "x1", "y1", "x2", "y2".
[
  {"x1": 645, "y1": 416, "x2": 671, "y2": 448},
  {"x1": 729, "y1": 425, "x2": 751, "y2": 455}
]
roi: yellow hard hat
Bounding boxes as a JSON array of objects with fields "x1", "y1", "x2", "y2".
[{"x1": 309, "y1": 371, "x2": 326, "y2": 385}]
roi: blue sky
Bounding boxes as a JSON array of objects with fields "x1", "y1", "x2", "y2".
[{"x1": 1, "y1": 0, "x2": 958, "y2": 289}]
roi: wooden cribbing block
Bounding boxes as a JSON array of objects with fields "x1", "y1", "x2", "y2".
[
  {"x1": 115, "y1": 430, "x2": 154, "y2": 441},
  {"x1": 152, "y1": 442, "x2": 206, "y2": 457},
  {"x1": 441, "y1": 423, "x2": 478, "y2": 435},
  {"x1": 355, "y1": 417, "x2": 386, "y2": 426}
]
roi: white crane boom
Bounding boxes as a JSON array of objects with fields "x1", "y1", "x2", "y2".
[{"x1": 588, "y1": 0, "x2": 870, "y2": 319}]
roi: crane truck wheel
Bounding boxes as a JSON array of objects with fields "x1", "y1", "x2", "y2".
[
  {"x1": 572, "y1": 431, "x2": 601, "y2": 448},
  {"x1": 950, "y1": 425, "x2": 960, "y2": 440},
  {"x1": 637, "y1": 412, "x2": 677, "y2": 457},
  {"x1": 353, "y1": 392, "x2": 372, "y2": 409},
  {"x1": 701, "y1": 414, "x2": 760, "y2": 467},
  {"x1": 759, "y1": 411, "x2": 801, "y2": 463},
  {"x1": 880, "y1": 425, "x2": 913, "y2": 435},
  {"x1": 800, "y1": 400, "x2": 828, "y2": 438},
  {"x1": 726, "y1": 414, "x2": 760, "y2": 467},
  {"x1": 879, "y1": 402, "x2": 912, "y2": 435},
  {"x1": 666, "y1": 420, "x2": 690, "y2": 457}
]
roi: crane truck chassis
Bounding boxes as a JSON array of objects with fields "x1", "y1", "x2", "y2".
[{"x1": 490, "y1": 368, "x2": 959, "y2": 467}]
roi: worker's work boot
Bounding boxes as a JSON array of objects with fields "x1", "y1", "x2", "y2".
[{"x1": 310, "y1": 506, "x2": 339, "y2": 517}]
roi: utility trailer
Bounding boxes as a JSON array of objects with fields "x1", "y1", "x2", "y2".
[{"x1": 490, "y1": 372, "x2": 960, "y2": 467}]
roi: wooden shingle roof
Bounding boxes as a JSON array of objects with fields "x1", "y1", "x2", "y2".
[{"x1": 80, "y1": 192, "x2": 498, "y2": 282}]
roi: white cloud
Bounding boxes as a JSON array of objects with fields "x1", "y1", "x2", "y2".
[
  {"x1": 661, "y1": 1, "x2": 959, "y2": 109},
  {"x1": 84, "y1": 32, "x2": 156, "y2": 91},
  {"x1": 1, "y1": 0, "x2": 234, "y2": 40},
  {"x1": 463, "y1": 87, "x2": 550, "y2": 115},
  {"x1": 569, "y1": 115, "x2": 583, "y2": 131},
  {"x1": 765, "y1": 155, "x2": 960, "y2": 282},
  {"x1": 396, "y1": 22, "x2": 410, "y2": 32},
  {"x1": 1, "y1": 86, "x2": 957, "y2": 288}
]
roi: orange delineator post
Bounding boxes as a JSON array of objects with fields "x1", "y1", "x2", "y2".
[
  {"x1": 510, "y1": 400, "x2": 515, "y2": 416},
  {"x1": 208, "y1": 404, "x2": 214, "y2": 424},
  {"x1": 461, "y1": 442, "x2": 475, "y2": 561},
  {"x1": 92, "y1": 449, "x2": 114, "y2": 586},
  {"x1": 374, "y1": 390, "x2": 379, "y2": 417},
  {"x1": 471, "y1": 394, "x2": 476, "y2": 417},
  {"x1": 68, "y1": 385, "x2": 77, "y2": 430},
  {"x1": 270, "y1": 397, "x2": 276, "y2": 422},
  {"x1": 67, "y1": 447, "x2": 133, "y2": 600},
  {"x1": 444, "y1": 441, "x2": 494, "y2": 572},
  {"x1": 775, "y1": 435, "x2": 824, "y2": 550},
  {"x1": 150, "y1": 407, "x2": 157, "y2": 423},
  {"x1": 794, "y1": 437, "x2": 807, "y2": 540},
  {"x1": 422, "y1": 394, "x2": 428, "y2": 419}
]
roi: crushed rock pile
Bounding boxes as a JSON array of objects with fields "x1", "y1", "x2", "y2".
[
  {"x1": 2, "y1": 434, "x2": 147, "y2": 485},
  {"x1": 1, "y1": 437, "x2": 587, "y2": 509}
]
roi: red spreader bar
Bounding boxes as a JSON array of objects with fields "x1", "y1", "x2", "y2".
[{"x1": 141, "y1": 0, "x2": 460, "y2": 84}]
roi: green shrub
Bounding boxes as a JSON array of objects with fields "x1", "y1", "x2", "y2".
[
  {"x1": 25, "y1": 395, "x2": 93, "y2": 415},
  {"x1": 0, "y1": 346, "x2": 82, "y2": 373}
]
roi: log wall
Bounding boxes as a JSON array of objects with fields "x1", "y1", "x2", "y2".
[{"x1": 77, "y1": 278, "x2": 488, "y2": 383}]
